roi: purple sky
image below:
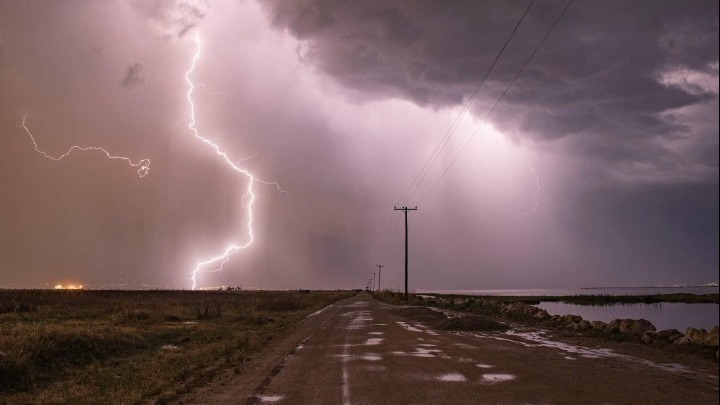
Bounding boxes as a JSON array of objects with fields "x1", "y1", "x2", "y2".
[{"x1": 0, "y1": 0, "x2": 717, "y2": 290}]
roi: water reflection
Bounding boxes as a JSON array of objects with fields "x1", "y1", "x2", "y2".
[{"x1": 537, "y1": 302, "x2": 719, "y2": 331}]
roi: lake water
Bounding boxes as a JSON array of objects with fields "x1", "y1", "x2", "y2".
[
  {"x1": 424, "y1": 286, "x2": 719, "y2": 296},
  {"x1": 537, "y1": 302, "x2": 719, "y2": 332},
  {"x1": 424, "y1": 286, "x2": 719, "y2": 332}
]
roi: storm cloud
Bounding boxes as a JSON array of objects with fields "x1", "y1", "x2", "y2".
[
  {"x1": 262, "y1": 0, "x2": 719, "y2": 183},
  {"x1": 0, "y1": 0, "x2": 717, "y2": 290},
  {"x1": 121, "y1": 62, "x2": 145, "y2": 88}
]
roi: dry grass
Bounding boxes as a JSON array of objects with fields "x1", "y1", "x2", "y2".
[{"x1": 0, "y1": 289, "x2": 353, "y2": 404}]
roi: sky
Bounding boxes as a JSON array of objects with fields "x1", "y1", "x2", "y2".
[{"x1": 0, "y1": 0, "x2": 717, "y2": 290}]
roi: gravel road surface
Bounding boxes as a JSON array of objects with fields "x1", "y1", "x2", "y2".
[{"x1": 174, "y1": 293, "x2": 718, "y2": 404}]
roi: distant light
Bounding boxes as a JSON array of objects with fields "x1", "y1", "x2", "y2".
[{"x1": 54, "y1": 284, "x2": 84, "y2": 290}]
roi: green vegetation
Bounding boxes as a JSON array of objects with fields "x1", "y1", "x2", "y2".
[{"x1": 0, "y1": 289, "x2": 353, "y2": 404}]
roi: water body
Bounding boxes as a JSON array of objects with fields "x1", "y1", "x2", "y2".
[
  {"x1": 537, "y1": 302, "x2": 719, "y2": 332},
  {"x1": 425, "y1": 286, "x2": 719, "y2": 296},
  {"x1": 424, "y1": 287, "x2": 719, "y2": 332}
]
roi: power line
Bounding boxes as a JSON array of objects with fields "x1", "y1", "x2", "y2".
[
  {"x1": 395, "y1": 0, "x2": 537, "y2": 207},
  {"x1": 418, "y1": 0, "x2": 575, "y2": 204}
]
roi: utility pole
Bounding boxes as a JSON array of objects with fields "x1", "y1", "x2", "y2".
[
  {"x1": 372, "y1": 272, "x2": 376, "y2": 291},
  {"x1": 376, "y1": 264, "x2": 384, "y2": 291},
  {"x1": 394, "y1": 206, "x2": 417, "y2": 300}
]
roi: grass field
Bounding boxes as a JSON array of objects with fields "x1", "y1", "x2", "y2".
[{"x1": 0, "y1": 289, "x2": 354, "y2": 404}]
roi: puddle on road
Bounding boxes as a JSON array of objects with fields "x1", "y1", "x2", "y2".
[
  {"x1": 475, "y1": 364, "x2": 494, "y2": 369},
  {"x1": 365, "y1": 338, "x2": 384, "y2": 346},
  {"x1": 507, "y1": 330, "x2": 614, "y2": 359},
  {"x1": 368, "y1": 331, "x2": 384, "y2": 335},
  {"x1": 482, "y1": 374, "x2": 515, "y2": 383},
  {"x1": 396, "y1": 321, "x2": 423, "y2": 332},
  {"x1": 392, "y1": 346, "x2": 443, "y2": 358},
  {"x1": 343, "y1": 310, "x2": 373, "y2": 330},
  {"x1": 334, "y1": 353, "x2": 382, "y2": 362},
  {"x1": 392, "y1": 350, "x2": 435, "y2": 358},
  {"x1": 457, "y1": 357, "x2": 474, "y2": 363},
  {"x1": 255, "y1": 395, "x2": 284, "y2": 403},
  {"x1": 360, "y1": 353, "x2": 382, "y2": 361},
  {"x1": 341, "y1": 301, "x2": 369, "y2": 308},
  {"x1": 359, "y1": 364, "x2": 387, "y2": 372},
  {"x1": 466, "y1": 330, "x2": 693, "y2": 375},
  {"x1": 435, "y1": 373, "x2": 467, "y2": 382}
]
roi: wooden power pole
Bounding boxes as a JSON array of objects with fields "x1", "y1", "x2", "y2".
[
  {"x1": 394, "y1": 206, "x2": 417, "y2": 300},
  {"x1": 376, "y1": 264, "x2": 384, "y2": 291}
]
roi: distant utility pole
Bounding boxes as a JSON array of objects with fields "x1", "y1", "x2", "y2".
[
  {"x1": 394, "y1": 206, "x2": 417, "y2": 300},
  {"x1": 376, "y1": 264, "x2": 384, "y2": 291},
  {"x1": 372, "y1": 272, "x2": 376, "y2": 291}
]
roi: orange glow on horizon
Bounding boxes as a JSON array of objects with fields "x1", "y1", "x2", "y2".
[{"x1": 54, "y1": 284, "x2": 84, "y2": 290}]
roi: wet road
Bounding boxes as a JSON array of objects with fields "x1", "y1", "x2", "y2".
[{"x1": 177, "y1": 293, "x2": 718, "y2": 404}]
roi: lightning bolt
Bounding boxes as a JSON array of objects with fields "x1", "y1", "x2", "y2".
[
  {"x1": 522, "y1": 164, "x2": 540, "y2": 216},
  {"x1": 185, "y1": 34, "x2": 283, "y2": 290},
  {"x1": 20, "y1": 34, "x2": 280, "y2": 291},
  {"x1": 21, "y1": 116, "x2": 151, "y2": 178}
]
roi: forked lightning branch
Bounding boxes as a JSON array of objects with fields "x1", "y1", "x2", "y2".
[{"x1": 20, "y1": 34, "x2": 281, "y2": 290}]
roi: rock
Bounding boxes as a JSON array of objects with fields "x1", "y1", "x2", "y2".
[
  {"x1": 642, "y1": 331, "x2": 661, "y2": 344},
  {"x1": 560, "y1": 315, "x2": 582, "y2": 325},
  {"x1": 705, "y1": 326, "x2": 718, "y2": 347},
  {"x1": 674, "y1": 337, "x2": 691, "y2": 345},
  {"x1": 633, "y1": 319, "x2": 656, "y2": 335},
  {"x1": 533, "y1": 309, "x2": 550, "y2": 320},
  {"x1": 657, "y1": 329, "x2": 683, "y2": 343},
  {"x1": 523, "y1": 305, "x2": 541, "y2": 315},
  {"x1": 590, "y1": 321, "x2": 607, "y2": 330},
  {"x1": 618, "y1": 319, "x2": 656, "y2": 336},
  {"x1": 607, "y1": 319, "x2": 622, "y2": 333},
  {"x1": 577, "y1": 320, "x2": 592, "y2": 331},
  {"x1": 618, "y1": 319, "x2": 633, "y2": 333},
  {"x1": 683, "y1": 327, "x2": 709, "y2": 345}
]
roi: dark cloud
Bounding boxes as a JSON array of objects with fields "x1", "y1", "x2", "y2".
[
  {"x1": 261, "y1": 0, "x2": 719, "y2": 184},
  {"x1": 121, "y1": 62, "x2": 145, "y2": 88},
  {"x1": 131, "y1": 0, "x2": 208, "y2": 39},
  {"x1": 559, "y1": 182, "x2": 719, "y2": 286},
  {"x1": 0, "y1": 0, "x2": 716, "y2": 290}
]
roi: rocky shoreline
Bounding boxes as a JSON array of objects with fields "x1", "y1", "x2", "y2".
[{"x1": 378, "y1": 293, "x2": 720, "y2": 357}]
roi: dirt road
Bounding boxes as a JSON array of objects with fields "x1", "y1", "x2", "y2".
[{"x1": 174, "y1": 293, "x2": 718, "y2": 404}]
